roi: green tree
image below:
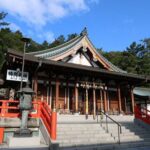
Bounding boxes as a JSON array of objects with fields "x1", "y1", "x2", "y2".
[
  {"x1": 0, "y1": 12, "x2": 9, "y2": 27},
  {"x1": 101, "y1": 40, "x2": 150, "y2": 76},
  {"x1": 49, "y1": 35, "x2": 65, "y2": 48},
  {"x1": 42, "y1": 40, "x2": 49, "y2": 49},
  {"x1": 57, "y1": 35, "x2": 65, "y2": 44},
  {"x1": 26, "y1": 40, "x2": 42, "y2": 52},
  {"x1": 0, "y1": 12, "x2": 9, "y2": 68},
  {"x1": 67, "y1": 33, "x2": 78, "y2": 41}
]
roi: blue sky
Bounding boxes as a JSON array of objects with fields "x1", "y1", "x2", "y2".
[{"x1": 0, "y1": 0, "x2": 150, "y2": 51}]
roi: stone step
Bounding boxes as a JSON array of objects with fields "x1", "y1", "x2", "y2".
[
  {"x1": 57, "y1": 129, "x2": 105, "y2": 133},
  {"x1": 116, "y1": 141, "x2": 150, "y2": 149},
  {"x1": 119, "y1": 131, "x2": 149, "y2": 136},
  {"x1": 59, "y1": 144, "x2": 116, "y2": 150},
  {"x1": 111, "y1": 130, "x2": 148, "y2": 136},
  {"x1": 58, "y1": 129, "x2": 103, "y2": 132},
  {"x1": 57, "y1": 133, "x2": 107, "y2": 137},
  {"x1": 57, "y1": 134, "x2": 112, "y2": 140},
  {"x1": 106, "y1": 127, "x2": 147, "y2": 133},
  {"x1": 57, "y1": 126, "x2": 102, "y2": 130},
  {"x1": 58, "y1": 138, "x2": 116, "y2": 147},
  {"x1": 120, "y1": 133, "x2": 150, "y2": 139},
  {"x1": 120, "y1": 136, "x2": 150, "y2": 142},
  {"x1": 57, "y1": 115, "x2": 150, "y2": 150},
  {"x1": 57, "y1": 131, "x2": 106, "y2": 136},
  {"x1": 102, "y1": 124, "x2": 144, "y2": 129},
  {"x1": 110, "y1": 131, "x2": 149, "y2": 139},
  {"x1": 59, "y1": 141, "x2": 150, "y2": 150},
  {"x1": 58, "y1": 124, "x2": 100, "y2": 127}
]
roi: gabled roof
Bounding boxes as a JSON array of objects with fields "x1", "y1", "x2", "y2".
[
  {"x1": 27, "y1": 34, "x2": 84, "y2": 58},
  {"x1": 27, "y1": 28, "x2": 126, "y2": 73},
  {"x1": 7, "y1": 49, "x2": 150, "y2": 83},
  {"x1": 133, "y1": 87, "x2": 150, "y2": 96}
]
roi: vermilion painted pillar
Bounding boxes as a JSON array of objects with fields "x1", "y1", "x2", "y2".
[
  {"x1": 1, "y1": 101, "x2": 7, "y2": 116},
  {"x1": 0, "y1": 128, "x2": 4, "y2": 144},
  {"x1": 117, "y1": 84, "x2": 122, "y2": 113},
  {"x1": 51, "y1": 110, "x2": 57, "y2": 140}
]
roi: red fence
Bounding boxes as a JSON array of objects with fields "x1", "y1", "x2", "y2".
[
  {"x1": 0, "y1": 100, "x2": 57, "y2": 143},
  {"x1": 135, "y1": 105, "x2": 150, "y2": 125}
]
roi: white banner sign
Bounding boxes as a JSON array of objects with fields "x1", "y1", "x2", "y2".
[{"x1": 6, "y1": 69, "x2": 29, "y2": 82}]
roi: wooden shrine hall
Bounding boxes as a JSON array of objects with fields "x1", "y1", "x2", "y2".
[{"x1": 2, "y1": 28, "x2": 150, "y2": 117}]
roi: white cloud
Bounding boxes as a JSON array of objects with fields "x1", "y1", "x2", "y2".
[
  {"x1": 0, "y1": 0, "x2": 97, "y2": 27},
  {"x1": 37, "y1": 31, "x2": 55, "y2": 43},
  {"x1": 44, "y1": 32, "x2": 55, "y2": 42},
  {"x1": 0, "y1": 0, "x2": 98, "y2": 43},
  {"x1": 9, "y1": 22, "x2": 21, "y2": 31},
  {"x1": 88, "y1": 0, "x2": 100, "y2": 4}
]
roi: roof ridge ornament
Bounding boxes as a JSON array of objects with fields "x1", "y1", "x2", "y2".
[{"x1": 80, "y1": 27, "x2": 88, "y2": 36}]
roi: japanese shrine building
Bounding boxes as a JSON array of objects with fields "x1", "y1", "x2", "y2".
[{"x1": 2, "y1": 28, "x2": 150, "y2": 117}]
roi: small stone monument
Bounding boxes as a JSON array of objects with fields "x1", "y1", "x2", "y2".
[
  {"x1": 9, "y1": 88, "x2": 15, "y2": 100},
  {"x1": 14, "y1": 82, "x2": 35, "y2": 137}
]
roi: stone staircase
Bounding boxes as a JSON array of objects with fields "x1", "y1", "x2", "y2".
[
  {"x1": 109, "y1": 115, "x2": 150, "y2": 149},
  {"x1": 0, "y1": 118, "x2": 51, "y2": 150},
  {"x1": 57, "y1": 114, "x2": 150, "y2": 150}
]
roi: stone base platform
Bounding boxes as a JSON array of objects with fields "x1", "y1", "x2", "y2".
[{"x1": 7, "y1": 136, "x2": 40, "y2": 147}]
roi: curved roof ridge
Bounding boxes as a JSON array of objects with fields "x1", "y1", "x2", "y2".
[
  {"x1": 85, "y1": 36, "x2": 126, "y2": 73},
  {"x1": 36, "y1": 35, "x2": 84, "y2": 59},
  {"x1": 26, "y1": 28, "x2": 126, "y2": 73},
  {"x1": 27, "y1": 34, "x2": 82, "y2": 55}
]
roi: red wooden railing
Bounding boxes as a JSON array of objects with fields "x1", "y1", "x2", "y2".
[
  {"x1": 0, "y1": 100, "x2": 57, "y2": 144},
  {"x1": 135, "y1": 105, "x2": 150, "y2": 125}
]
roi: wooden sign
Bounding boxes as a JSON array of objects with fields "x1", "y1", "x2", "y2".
[{"x1": 6, "y1": 69, "x2": 29, "y2": 82}]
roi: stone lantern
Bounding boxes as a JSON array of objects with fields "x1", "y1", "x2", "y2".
[{"x1": 15, "y1": 82, "x2": 35, "y2": 137}]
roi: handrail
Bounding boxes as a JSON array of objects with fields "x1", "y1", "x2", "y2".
[
  {"x1": 97, "y1": 110, "x2": 122, "y2": 144},
  {"x1": 135, "y1": 105, "x2": 150, "y2": 125},
  {"x1": 0, "y1": 100, "x2": 57, "y2": 140}
]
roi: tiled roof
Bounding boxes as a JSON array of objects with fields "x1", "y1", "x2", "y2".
[
  {"x1": 85, "y1": 36, "x2": 126, "y2": 73},
  {"x1": 7, "y1": 49, "x2": 150, "y2": 82},
  {"x1": 27, "y1": 35, "x2": 84, "y2": 58},
  {"x1": 27, "y1": 30, "x2": 126, "y2": 73}
]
